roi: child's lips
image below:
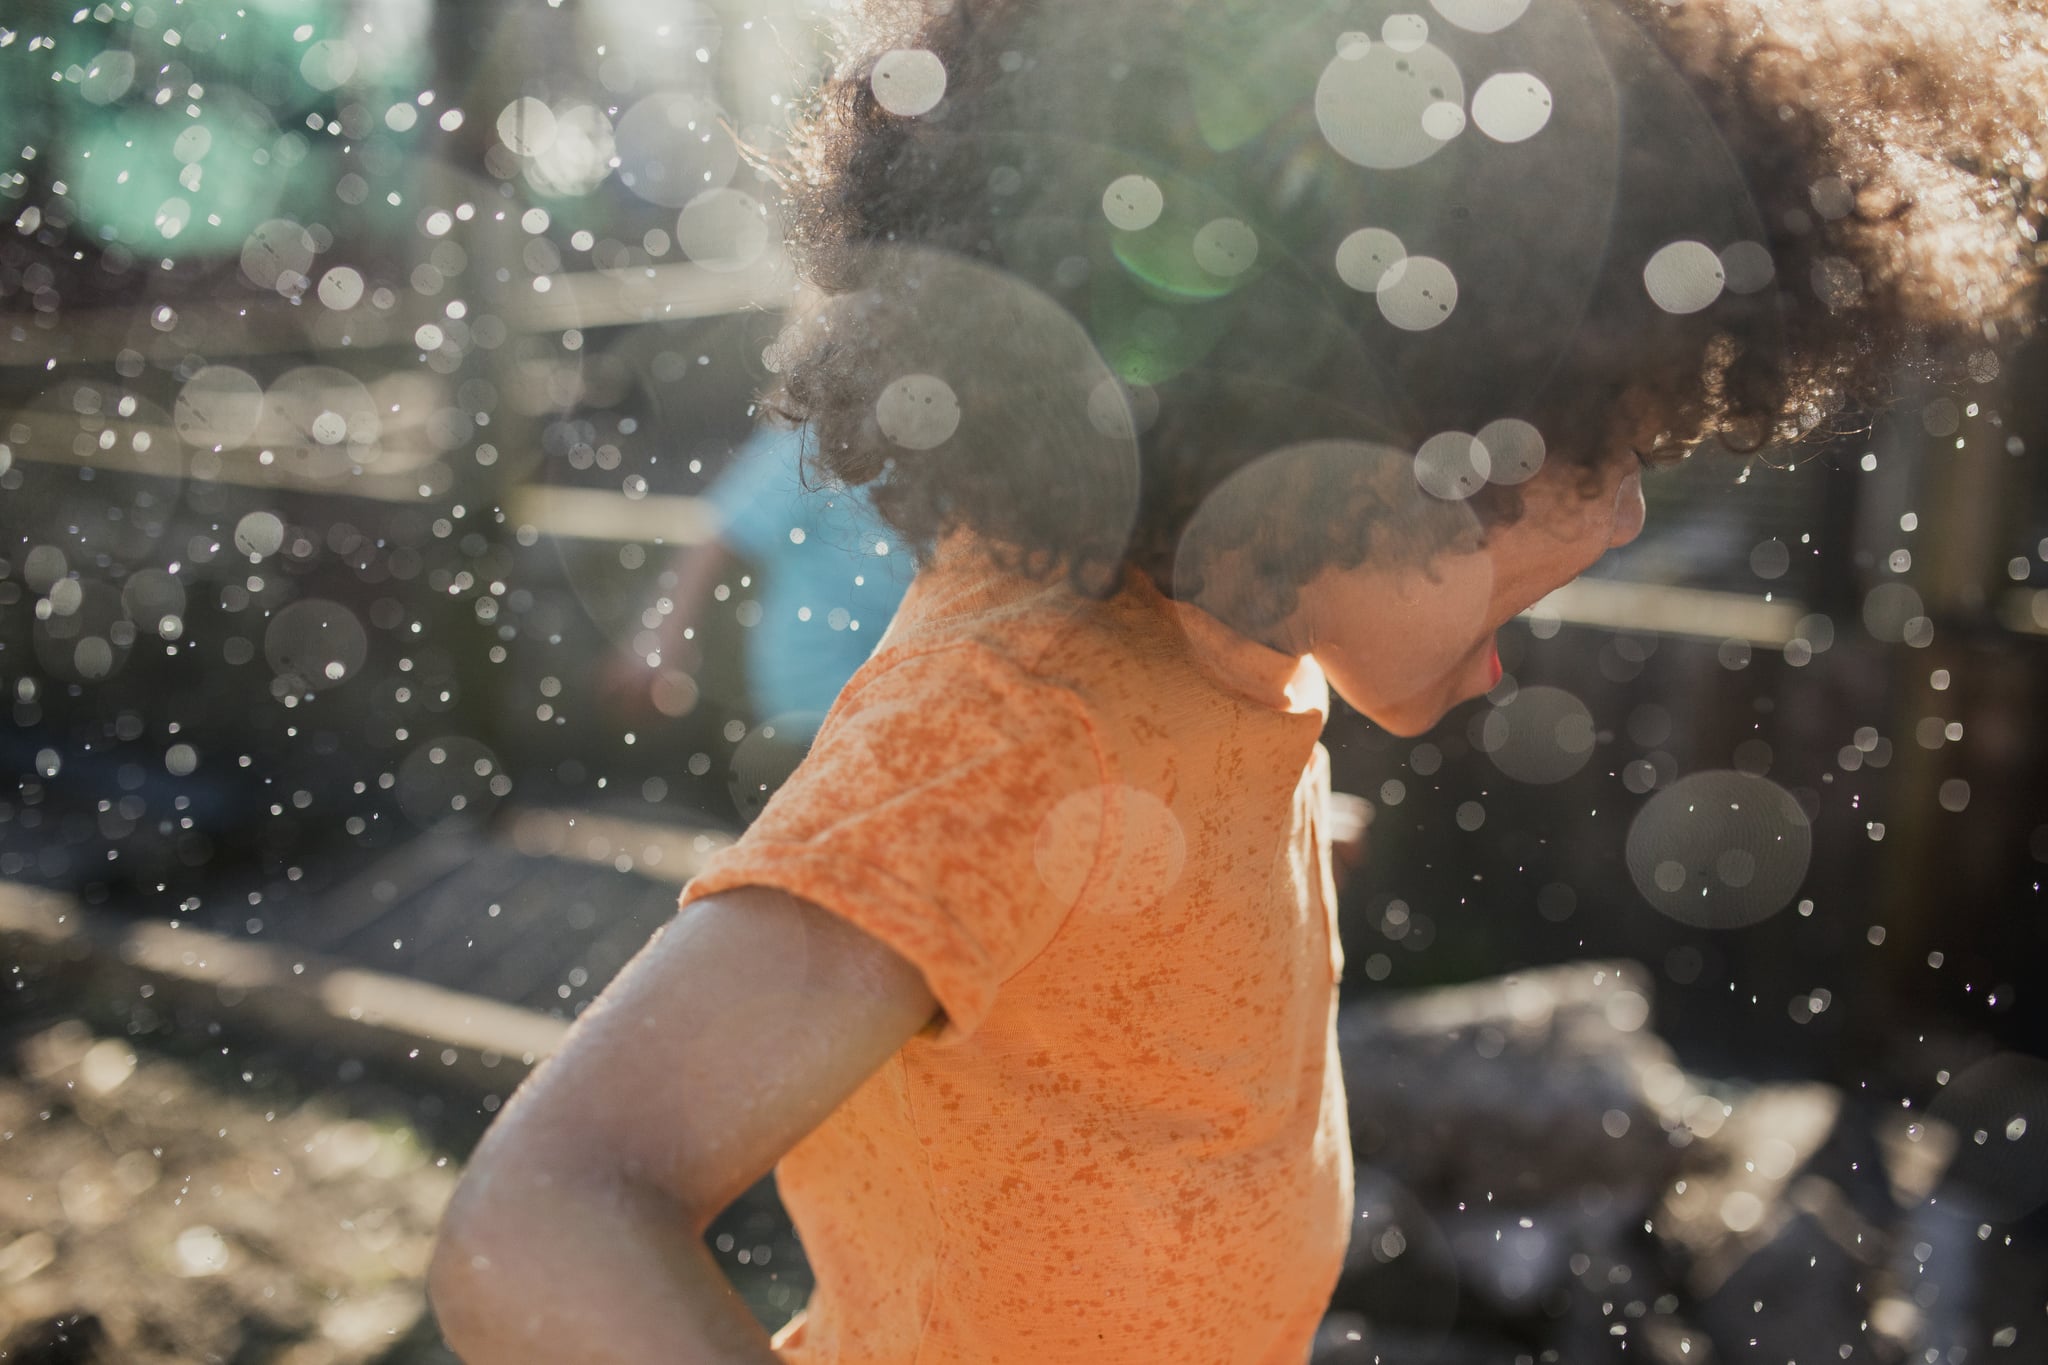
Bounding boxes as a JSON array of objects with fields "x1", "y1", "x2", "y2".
[{"x1": 1454, "y1": 637, "x2": 1502, "y2": 706}]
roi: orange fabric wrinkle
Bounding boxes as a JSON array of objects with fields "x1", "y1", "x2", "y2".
[{"x1": 678, "y1": 528, "x2": 1352, "y2": 1364}]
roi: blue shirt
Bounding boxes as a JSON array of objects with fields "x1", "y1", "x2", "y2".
[{"x1": 708, "y1": 425, "x2": 911, "y2": 718}]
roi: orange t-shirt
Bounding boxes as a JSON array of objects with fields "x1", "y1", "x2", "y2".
[{"x1": 677, "y1": 529, "x2": 1351, "y2": 1364}]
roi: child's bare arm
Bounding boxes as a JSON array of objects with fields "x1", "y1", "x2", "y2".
[{"x1": 429, "y1": 886, "x2": 939, "y2": 1362}]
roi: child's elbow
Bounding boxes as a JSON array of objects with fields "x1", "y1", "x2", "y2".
[
  {"x1": 427, "y1": 1177, "x2": 512, "y2": 1353},
  {"x1": 427, "y1": 1146, "x2": 568, "y2": 1355},
  {"x1": 427, "y1": 1249, "x2": 489, "y2": 1358}
]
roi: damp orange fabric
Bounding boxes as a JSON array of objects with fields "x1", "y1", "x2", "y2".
[{"x1": 677, "y1": 528, "x2": 1352, "y2": 1364}]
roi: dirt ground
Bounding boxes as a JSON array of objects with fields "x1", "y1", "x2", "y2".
[
  {"x1": 0, "y1": 1009, "x2": 464, "y2": 1365},
  {"x1": 0, "y1": 1000, "x2": 809, "y2": 1365}
]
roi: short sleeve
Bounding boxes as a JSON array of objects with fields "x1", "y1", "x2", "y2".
[{"x1": 676, "y1": 643, "x2": 1112, "y2": 1047}]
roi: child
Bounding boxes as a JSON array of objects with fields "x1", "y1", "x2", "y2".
[
  {"x1": 430, "y1": 0, "x2": 2045, "y2": 1360},
  {"x1": 599, "y1": 418, "x2": 912, "y2": 820}
]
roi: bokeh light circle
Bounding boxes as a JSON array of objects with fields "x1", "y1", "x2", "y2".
[
  {"x1": 1626, "y1": 770, "x2": 1812, "y2": 928},
  {"x1": 1429, "y1": 0, "x2": 1532, "y2": 34},
  {"x1": 1414, "y1": 431, "x2": 1490, "y2": 501},
  {"x1": 496, "y1": 97, "x2": 556, "y2": 157},
  {"x1": 31, "y1": 579, "x2": 130, "y2": 685},
  {"x1": 1377, "y1": 256, "x2": 1460, "y2": 331},
  {"x1": 1382, "y1": 13, "x2": 1431, "y2": 51},
  {"x1": 1191, "y1": 218, "x2": 1258, "y2": 278},
  {"x1": 1316, "y1": 40, "x2": 1467, "y2": 171},
  {"x1": 1335, "y1": 228, "x2": 1407, "y2": 294},
  {"x1": 1862, "y1": 582, "x2": 1926, "y2": 644},
  {"x1": 80, "y1": 49, "x2": 136, "y2": 104},
  {"x1": 1103, "y1": 175, "x2": 1164, "y2": 231},
  {"x1": 875, "y1": 374, "x2": 962, "y2": 451},
  {"x1": 263, "y1": 599, "x2": 369, "y2": 691},
  {"x1": 524, "y1": 104, "x2": 615, "y2": 197},
  {"x1": 1475, "y1": 418, "x2": 1546, "y2": 485},
  {"x1": 300, "y1": 40, "x2": 358, "y2": 92},
  {"x1": 316, "y1": 266, "x2": 365, "y2": 310},
  {"x1": 265, "y1": 366, "x2": 382, "y2": 480},
  {"x1": 871, "y1": 48, "x2": 948, "y2": 117},
  {"x1": 1471, "y1": 72, "x2": 1554, "y2": 143},
  {"x1": 233, "y1": 511, "x2": 286, "y2": 559},
  {"x1": 120, "y1": 569, "x2": 186, "y2": 633},
  {"x1": 174, "y1": 367, "x2": 265, "y2": 449},
  {"x1": 676, "y1": 189, "x2": 770, "y2": 273},
  {"x1": 1644, "y1": 241, "x2": 1727, "y2": 315},
  {"x1": 613, "y1": 93, "x2": 737, "y2": 207},
  {"x1": 1420, "y1": 100, "x2": 1468, "y2": 141},
  {"x1": 240, "y1": 218, "x2": 317, "y2": 292},
  {"x1": 1086, "y1": 378, "x2": 1141, "y2": 441},
  {"x1": 1480, "y1": 685, "x2": 1596, "y2": 784},
  {"x1": 1035, "y1": 785, "x2": 1188, "y2": 915},
  {"x1": 1720, "y1": 241, "x2": 1775, "y2": 294}
]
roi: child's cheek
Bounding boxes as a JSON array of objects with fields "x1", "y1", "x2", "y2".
[{"x1": 1314, "y1": 552, "x2": 1493, "y2": 719}]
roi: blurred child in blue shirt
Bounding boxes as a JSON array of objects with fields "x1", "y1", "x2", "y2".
[
  {"x1": 704, "y1": 423, "x2": 911, "y2": 720},
  {"x1": 604, "y1": 421, "x2": 912, "y2": 820}
]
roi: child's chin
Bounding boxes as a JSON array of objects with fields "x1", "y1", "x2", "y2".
[
  {"x1": 1351, "y1": 695, "x2": 1446, "y2": 739},
  {"x1": 1375, "y1": 712, "x2": 1443, "y2": 739},
  {"x1": 1332, "y1": 669, "x2": 1466, "y2": 737}
]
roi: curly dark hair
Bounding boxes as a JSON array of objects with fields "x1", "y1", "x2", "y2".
[{"x1": 759, "y1": 0, "x2": 2047, "y2": 628}]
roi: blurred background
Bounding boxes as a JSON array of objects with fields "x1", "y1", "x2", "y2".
[{"x1": 1, "y1": 0, "x2": 2044, "y2": 1361}]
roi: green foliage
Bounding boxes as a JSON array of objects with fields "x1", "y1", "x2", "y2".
[{"x1": 1, "y1": 0, "x2": 426, "y2": 257}]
